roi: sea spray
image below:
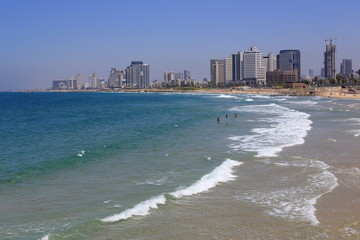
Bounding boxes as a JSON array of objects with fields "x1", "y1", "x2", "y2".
[{"x1": 101, "y1": 159, "x2": 242, "y2": 223}]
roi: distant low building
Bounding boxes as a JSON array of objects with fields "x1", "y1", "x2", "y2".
[
  {"x1": 284, "y1": 81, "x2": 308, "y2": 89},
  {"x1": 266, "y1": 70, "x2": 298, "y2": 87},
  {"x1": 52, "y1": 74, "x2": 82, "y2": 90},
  {"x1": 52, "y1": 79, "x2": 69, "y2": 89}
]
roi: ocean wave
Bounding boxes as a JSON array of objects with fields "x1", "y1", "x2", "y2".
[
  {"x1": 287, "y1": 100, "x2": 318, "y2": 105},
  {"x1": 171, "y1": 159, "x2": 242, "y2": 198},
  {"x1": 228, "y1": 104, "x2": 312, "y2": 157},
  {"x1": 40, "y1": 234, "x2": 50, "y2": 240},
  {"x1": 347, "y1": 129, "x2": 360, "y2": 137},
  {"x1": 344, "y1": 118, "x2": 360, "y2": 126},
  {"x1": 214, "y1": 94, "x2": 242, "y2": 100},
  {"x1": 250, "y1": 95, "x2": 271, "y2": 99},
  {"x1": 238, "y1": 163, "x2": 338, "y2": 225},
  {"x1": 135, "y1": 177, "x2": 168, "y2": 186},
  {"x1": 332, "y1": 167, "x2": 360, "y2": 189},
  {"x1": 101, "y1": 159, "x2": 242, "y2": 223}
]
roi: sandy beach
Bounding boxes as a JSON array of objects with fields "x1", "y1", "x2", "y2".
[{"x1": 43, "y1": 86, "x2": 360, "y2": 100}]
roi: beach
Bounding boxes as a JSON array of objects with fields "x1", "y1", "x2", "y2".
[
  {"x1": 43, "y1": 86, "x2": 360, "y2": 100},
  {"x1": 0, "y1": 92, "x2": 359, "y2": 239}
]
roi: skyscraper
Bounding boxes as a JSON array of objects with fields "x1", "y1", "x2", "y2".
[
  {"x1": 126, "y1": 61, "x2": 150, "y2": 88},
  {"x1": 210, "y1": 59, "x2": 225, "y2": 86},
  {"x1": 225, "y1": 57, "x2": 233, "y2": 83},
  {"x1": 324, "y1": 44, "x2": 336, "y2": 80},
  {"x1": 278, "y1": 50, "x2": 301, "y2": 78},
  {"x1": 267, "y1": 52, "x2": 277, "y2": 72},
  {"x1": 232, "y1": 51, "x2": 244, "y2": 83},
  {"x1": 175, "y1": 72, "x2": 184, "y2": 81},
  {"x1": 340, "y1": 59, "x2": 352, "y2": 75},
  {"x1": 164, "y1": 71, "x2": 175, "y2": 83},
  {"x1": 88, "y1": 72, "x2": 97, "y2": 89},
  {"x1": 243, "y1": 46, "x2": 266, "y2": 85},
  {"x1": 183, "y1": 70, "x2": 191, "y2": 81},
  {"x1": 309, "y1": 69, "x2": 314, "y2": 77},
  {"x1": 108, "y1": 68, "x2": 125, "y2": 88}
]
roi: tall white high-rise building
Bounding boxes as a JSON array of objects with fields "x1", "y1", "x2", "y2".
[
  {"x1": 225, "y1": 57, "x2": 233, "y2": 83},
  {"x1": 126, "y1": 61, "x2": 150, "y2": 88},
  {"x1": 243, "y1": 46, "x2": 266, "y2": 85},
  {"x1": 88, "y1": 72, "x2": 97, "y2": 89},
  {"x1": 267, "y1": 52, "x2": 277, "y2": 72},
  {"x1": 175, "y1": 72, "x2": 184, "y2": 81},
  {"x1": 164, "y1": 71, "x2": 175, "y2": 83},
  {"x1": 210, "y1": 59, "x2": 225, "y2": 86},
  {"x1": 74, "y1": 74, "x2": 82, "y2": 89}
]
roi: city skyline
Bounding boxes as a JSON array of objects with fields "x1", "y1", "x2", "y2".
[{"x1": 1, "y1": 0, "x2": 360, "y2": 91}]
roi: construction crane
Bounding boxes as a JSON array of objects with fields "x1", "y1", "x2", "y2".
[{"x1": 325, "y1": 36, "x2": 349, "y2": 45}]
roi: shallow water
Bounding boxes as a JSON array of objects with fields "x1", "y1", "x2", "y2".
[{"x1": 0, "y1": 92, "x2": 359, "y2": 239}]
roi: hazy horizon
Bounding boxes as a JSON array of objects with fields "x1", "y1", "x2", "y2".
[{"x1": 1, "y1": 0, "x2": 360, "y2": 91}]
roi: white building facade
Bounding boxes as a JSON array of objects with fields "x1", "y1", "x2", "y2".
[{"x1": 243, "y1": 46, "x2": 266, "y2": 85}]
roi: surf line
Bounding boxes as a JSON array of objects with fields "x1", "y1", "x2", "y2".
[{"x1": 101, "y1": 159, "x2": 242, "y2": 223}]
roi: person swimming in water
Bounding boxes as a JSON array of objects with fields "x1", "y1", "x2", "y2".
[
  {"x1": 234, "y1": 113, "x2": 238, "y2": 118},
  {"x1": 216, "y1": 117, "x2": 220, "y2": 123}
]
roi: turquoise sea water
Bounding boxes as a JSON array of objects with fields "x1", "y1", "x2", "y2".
[{"x1": 1, "y1": 92, "x2": 360, "y2": 239}]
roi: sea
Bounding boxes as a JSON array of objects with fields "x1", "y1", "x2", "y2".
[{"x1": 0, "y1": 92, "x2": 359, "y2": 240}]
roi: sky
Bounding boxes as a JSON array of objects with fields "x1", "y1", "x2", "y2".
[{"x1": 1, "y1": 0, "x2": 360, "y2": 91}]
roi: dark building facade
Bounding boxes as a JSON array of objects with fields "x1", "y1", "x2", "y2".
[
  {"x1": 266, "y1": 70, "x2": 298, "y2": 87},
  {"x1": 278, "y1": 50, "x2": 301, "y2": 79}
]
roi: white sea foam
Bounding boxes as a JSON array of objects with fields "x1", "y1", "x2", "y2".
[
  {"x1": 332, "y1": 167, "x2": 360, "y2": 189},
  {"x1": 214, "y1": 94, "x2": 242, "y2": 100},
  {"x1": 40, "y1": 234, "x2": 50, "y2": 240},
  {"x1": 250, "y1": 95, "x2": 271, "y2": 99},
  {"x1": 245, "y1": 98, "x2": 254, "y2": 102},
  {"x1": 345, "y1": 118, "x2": 360, "y2": 124},
  {"x1": 322, "y1": 138, "x2": 337, "y2": 142},
  {"x1": 101, "y1": 195, "x2": 166, "y2": 222},
  {"x1": 136, "y1": 177, "x2": 167, "y2": 186},
  {"x1": 101, "y1": 159, "x2": 242, "y2": 223},
  {"x1": 288, "y1": 100, "x2": 318, "y2": 105},
  {"x1": 238, "y1": 160, "x2": 338, "y2": 225},
  {"x1": 171, "y1": 159, "x2": 242, "y2": 198},
  {"x1": 228, "y1": 104, "x2": 312, "y2": 157},
  {"x1": 76, "y1": 150, "x2": 86, "y2": 157},
  {"x1": 348, "y1": 129, "x2": 360, "y2": 137}
]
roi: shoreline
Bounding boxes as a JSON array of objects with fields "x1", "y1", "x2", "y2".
[{"x1": 11, "y1": 86, "x2": 360, "y2": 100}]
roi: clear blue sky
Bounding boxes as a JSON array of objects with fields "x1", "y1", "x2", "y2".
[{"x1": 1, "y1": 0, "x2": 359, "y2": 90}]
